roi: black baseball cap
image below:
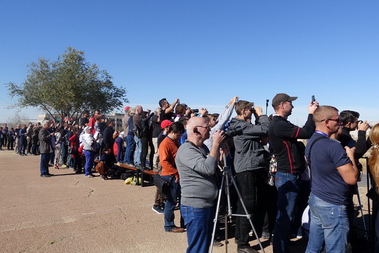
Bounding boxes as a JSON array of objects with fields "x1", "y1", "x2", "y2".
[{"x1": 272, "y1": 93, "x2": 297, "y2": 108}]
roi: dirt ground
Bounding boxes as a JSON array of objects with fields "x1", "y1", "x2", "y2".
[{"x1": 0, "y1": 150, "x2": 373, "y2": 253}]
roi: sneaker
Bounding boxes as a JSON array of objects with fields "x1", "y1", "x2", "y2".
[
  {"x1": 61, "y1": 164, "x2": 67, "y2": 168},
  {"x1": 237, "y1": 246, "x2": 258, "y2": 253},
  {"x1": 40, "y1": 174, "x2": 51, "y2": 178},
  {"x1": 213, "y1": 240, "x2": 224, "y2": 247},
  {"x1": 152, "y1": 205, "x2": 164, "y2": 214},
  {"x1": 261, "y1": 232, "x2": 270, "y2": 240},
  {"x1": 85, "y1": 174, "x2": 94, "y2": 178},
  {"x1": 296, "y1": 229, "x2": 303, "y2": 239}
]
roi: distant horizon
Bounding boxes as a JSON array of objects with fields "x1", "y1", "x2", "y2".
[{"x1": 2, "y1": 103, "x2": 378, "y2": 128}]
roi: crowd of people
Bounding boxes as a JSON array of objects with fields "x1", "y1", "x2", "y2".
[{"x1": 1, "y1": 94, "x2": 378, "y2": 253}]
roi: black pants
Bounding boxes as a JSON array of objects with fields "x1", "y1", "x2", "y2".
[
  {"x1": 140, "y1": 135, "x2": 154, "y2": 168},
  {"x1": 2, "y1": 136, "x2": 7, "y2": 147},
  {"x1": 262, "y1": 183, "x2": 278, "y2": 236},
  {"x1": 7, "y1": 137, "x2": 14, "y2": 150},
  {"x1": 234, "y1": 169, "x2": 267, "y2": 246},
  {"x1": 32, "y1": 137, "x2": 39, "y2": 155}
]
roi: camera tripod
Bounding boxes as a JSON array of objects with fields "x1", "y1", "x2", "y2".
[{"x1": 209, "y1": 155, "x2": 265, "y2": 253}]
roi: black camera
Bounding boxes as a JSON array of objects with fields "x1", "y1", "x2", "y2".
[
  {"x1": 192, "y1": 109, "x2": 199, "y2": 113},
  {"x1": 224, "y1": 126, "x2": 243, "y2": 138}
]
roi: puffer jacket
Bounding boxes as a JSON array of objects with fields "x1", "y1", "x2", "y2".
[
  {"x1": 228, "y1": 116, "x2": 270, "y2": 173},
  {"x1": 80, "y1": 133, "x2": 95, "y2": 152}
]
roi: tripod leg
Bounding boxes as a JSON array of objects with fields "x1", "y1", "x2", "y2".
[
  {"x1": 356, "y1": 184, "x2": 369, "y2": 240},
  {"x1": 209, "y1": 173, "x2": 225, "y2": 253}
]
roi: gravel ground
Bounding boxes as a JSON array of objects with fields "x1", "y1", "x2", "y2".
[{"x1": 0, "y1": 150, "x2": 373, "y2": 252}]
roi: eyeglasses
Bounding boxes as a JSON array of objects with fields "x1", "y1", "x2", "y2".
[
  {"x1": 321, "y1": 118, "x2": 342, "y2": 123},
  {"x1": 196, "y1": 125, "x2": 210, "y2": 130}
]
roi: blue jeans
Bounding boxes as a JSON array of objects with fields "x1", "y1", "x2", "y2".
[
  {"x1": 162, "y1": 175, "x2": 181, "y2": 231},
  {"x1": 134, "y1": 136, "x2": 142, "y2": 166},
  {"x1": 83, "y1": 150, "x2": 95, "y2": 176},
  {"x1": 273, "y1": 171, "x2": 300, "y2": 253},
  {"x1": 306, "y1": 193, "x2": 349, "y2": 253},
  {"x1": 123, "y1": 136, "x2": 128, "y2": 163},
  {"x1": 61, "y1": 143, "x2": 68, "y2": 165},
  {"x1": 40, "y1": 153, "x2": 51, "y2": 176},
  {"x1": 124, "y1": 135, "x2": 135, "y2": 164},
  {"x1": 181, "y1": 205, "x2": 214, "y2": 253}
]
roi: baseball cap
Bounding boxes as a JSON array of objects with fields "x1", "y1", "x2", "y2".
[
  {"x1": 124, "y1": 106, "x2": 131, "y2": 111},
  {"x1": 161, "y1": 120, "x2": 173, "y2": 129},
  {"x1": 272, "y1": 93, "x2": 298, "y2": 108}
]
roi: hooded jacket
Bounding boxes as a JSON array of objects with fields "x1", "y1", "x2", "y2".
[{"x1": 228, "y1": 115, "x2": 270, "y2": 173}]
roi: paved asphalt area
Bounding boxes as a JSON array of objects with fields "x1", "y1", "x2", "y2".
[{"x1": 0, "y1": 149, "x2": 372, "y2": 252}]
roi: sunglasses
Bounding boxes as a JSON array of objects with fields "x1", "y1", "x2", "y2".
[{"x1": 321, "y1": 117, "x2": 342, "y2": 123}]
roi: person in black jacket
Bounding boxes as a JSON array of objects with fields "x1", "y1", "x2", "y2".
[
  {"x1": 102, "y1": 120, "x2": 115, "y2": 151},
  {"x1": 140, "y1": 110, "x2": 154, "y2": 170},
  {"x1": 337, "y1": 110, "x2": 371, "y2": 251},
  {"x1": 268, "y1": 93, "x2": 318, "y2": 253},
  {"x1": 338, "y1": 110, "x2": 371, "y2": 163}
]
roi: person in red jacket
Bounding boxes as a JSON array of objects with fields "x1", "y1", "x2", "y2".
[
  {"x1": 69, "y1": 128, "x2": 83, "y2": 174},
  {"x1": 88, "y1": 110, "x2": 99, "y2": 135},
  {"x1": 159, "y1": 122, "x2": 185, "y2": 233}
]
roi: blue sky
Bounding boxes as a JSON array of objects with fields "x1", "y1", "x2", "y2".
[{"x1": 1, "y1": 0, "x2": 378, "y2": 124}]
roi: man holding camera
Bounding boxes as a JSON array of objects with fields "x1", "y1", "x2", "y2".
[
  {"x1": 337, "y1": 110, "x2": 371, "y2": 250},
  {"x1": 269, "y1": 93, "x2": 318, "y2": 253},
  {"x1": 338, "y1": 110, "x2": 371, "y2": 159},
  {"x1": 176, "y1": 116, "x2": 225, "y2": 253},
  {"x1": 228, "y1": 100, "x2": 269, "y2": 253}
]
